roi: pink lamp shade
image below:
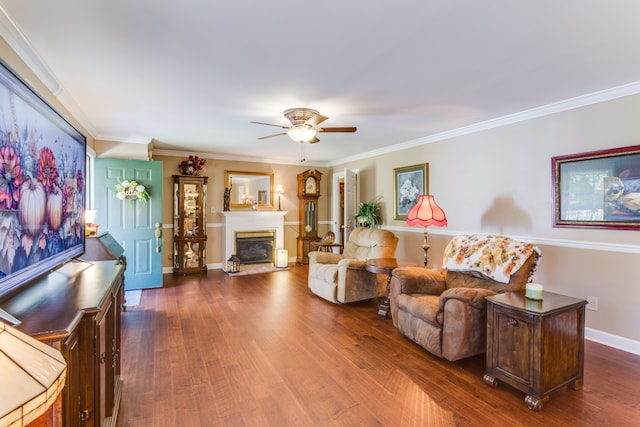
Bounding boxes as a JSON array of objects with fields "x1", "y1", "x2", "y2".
[{"x1": 406, "y1": 195, "x2": 448, "y2": 227}]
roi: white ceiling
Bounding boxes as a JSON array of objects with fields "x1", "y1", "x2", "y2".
[{"x1": 1, "y1": 1, "x2": 640, "y2": 165}]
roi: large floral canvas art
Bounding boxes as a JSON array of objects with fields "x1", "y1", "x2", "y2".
[
  {"x1": 394, "y1": 163, "x2": 428, "y2": 220},
  {"x1": 0, "y1": 60, "x2": 86, "y2": 298}
]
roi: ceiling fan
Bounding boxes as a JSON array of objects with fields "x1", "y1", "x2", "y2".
[{"x1": 251, "y1": 108, "x2": 357, "y2": 143}]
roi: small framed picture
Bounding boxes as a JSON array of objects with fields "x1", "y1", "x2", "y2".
[{"x1": 394, "y1": 163, "x2": 429, "y2": 220}]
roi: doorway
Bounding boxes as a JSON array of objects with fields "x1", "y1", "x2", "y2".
[
  {"x1": 94, "y1": 158, "x2": 164, "y2": 290},
  {"x1": 332, "y1": 169, "x2": 359, "y2": 245}
]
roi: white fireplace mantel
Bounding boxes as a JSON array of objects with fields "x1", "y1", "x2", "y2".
[{"x1": 218, "y1": 211, "x2": 287, "y2": 268}]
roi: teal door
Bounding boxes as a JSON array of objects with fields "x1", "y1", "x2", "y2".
[{"x1": 94, "y1": 158, "x2": 163, "y2": 290}]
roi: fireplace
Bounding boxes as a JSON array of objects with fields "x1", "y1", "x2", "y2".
[
  {"x1": 235, "y1": 230, "x2": 275, "y2": 265},
  {"x1": 219, "y1": 211, "x2": 287, "y2": 272}
]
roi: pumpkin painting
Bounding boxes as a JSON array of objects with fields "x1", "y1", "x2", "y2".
[
  {"x1": 0, "y1": 60, "x2": 86, "y2": 298},
  {"x1": 19, "y1": 179, "x2": 47, "y2": 236}
]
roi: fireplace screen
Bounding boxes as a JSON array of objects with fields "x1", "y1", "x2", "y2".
[{"x1": 235, "y1": 230, "x2": 276, "y2": 265}]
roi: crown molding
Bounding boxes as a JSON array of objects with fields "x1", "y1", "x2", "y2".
[
  {"x1": 0, "y1": 4, "x2": 98, "y2": 137},
  {"x1": 0, "y1": 4, "x2": 60, "y2": 94},
  {"x1": 97, "y1": 135, "x2": 153, "y2": 145},
  {"x1": 330, "y1": 81, "x2": 640, "y2": 166},
  {"x1": 151, "y1": 147, "x2": 330, "y2": 167}
]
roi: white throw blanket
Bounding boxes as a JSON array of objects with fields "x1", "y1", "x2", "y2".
[{"x1": 443, "y1": 234, "x2": 541, "y2": 283}]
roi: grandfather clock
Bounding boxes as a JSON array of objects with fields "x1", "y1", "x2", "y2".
[{"x1": 297, "y1": 169, "x2": 322, "y2": 264}]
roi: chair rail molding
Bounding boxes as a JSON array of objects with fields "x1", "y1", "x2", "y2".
[{"x1": 387, "y1": 225, "x2": 640, "y2": 255}]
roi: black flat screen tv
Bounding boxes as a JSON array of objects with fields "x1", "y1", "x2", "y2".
[{"x1": 0, "y1": 59, "x2": 86, "y2": 298}]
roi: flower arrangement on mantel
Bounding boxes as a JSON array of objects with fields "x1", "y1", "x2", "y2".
[
  {"x1": 114, "y1": 179, "x2": 150, "y2": 202},
  {"x1": 178, "y1": 155, "x2": 206, "y2": 175}
]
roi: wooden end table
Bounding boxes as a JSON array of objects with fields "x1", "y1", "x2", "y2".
[
  {"x1": 311, "y1": 241, "x2": 344, "y2": 254},
  {"x1": 483, "y1": 290, "x2": 587, "y2": 411},
  {"x1": 365, "y1": 258, "x2": 398, "y2": 318}
]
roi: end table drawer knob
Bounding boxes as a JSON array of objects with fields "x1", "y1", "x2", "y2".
[{"x1": 507, "y1": 319, "x2": 518, "y2": 327}]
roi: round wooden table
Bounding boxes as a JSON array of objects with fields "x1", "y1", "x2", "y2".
[
  {"x1": 311, "y1": 241, "x2": 344, "y2": 254},
  {"x1": 365, "y1": 258, "x2": 398, "y2": 318}
]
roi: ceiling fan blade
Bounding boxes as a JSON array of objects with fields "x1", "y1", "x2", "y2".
[
  {"x1": 317, "y1": 127, "x2": 357, "y2": 133},
  {"x1": 258, "y1": 132, "x2": 287, "y2": 140},
  {"x1": 251, "y1": 121, "x2": 290, "y2": 129},
  {"x1": 308, "y1": 136, "x2": 320, "y2": 144},
  {"x1": 306, "y1": 114, "x2": 328, "y2": 127}
]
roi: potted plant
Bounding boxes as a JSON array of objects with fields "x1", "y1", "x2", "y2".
[{"x1": 355, "y1": 196, "x2": 382, "y2": 227}]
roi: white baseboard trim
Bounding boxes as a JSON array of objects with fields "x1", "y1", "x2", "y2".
[
  {"x1": 163, "y1": 263, "x2": 223, "y2": 274},
  {"x1": 585, "y1": 327, "x2": 640, "y2": 355}
]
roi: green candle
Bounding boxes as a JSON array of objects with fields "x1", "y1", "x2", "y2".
[{"x1": 526, "y1": 283, "x2": 543, "y2": 300}]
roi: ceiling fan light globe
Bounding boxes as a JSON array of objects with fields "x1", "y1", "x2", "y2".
[{"x1": 287, "y1": 125, "x2": 317, "y2": 143}]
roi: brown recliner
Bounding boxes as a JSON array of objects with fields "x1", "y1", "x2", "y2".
[
  {"x1": 390, "y1": 234, "x2": 541, "y2": 361},
  {"x1": 308, "y1": 227, "x2": 399, "y2": 303}
]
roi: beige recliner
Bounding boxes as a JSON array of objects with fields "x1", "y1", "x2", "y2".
[
  {"x1": 390, "y1": 234, "x2": 541, "y2": 361},
  {"x1": 308, "y1": 227, "x2": 399, "y2": 303}
]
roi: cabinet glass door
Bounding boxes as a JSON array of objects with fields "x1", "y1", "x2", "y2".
[
  {"x1": 182, "y1": 241, "x2": 203, "y2": 269},
  {"x1": 182, "y1": 183, "x2": 201, "y2": 237}
]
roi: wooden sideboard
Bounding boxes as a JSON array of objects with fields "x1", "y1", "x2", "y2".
[
  {"x1": 483, "y1": 290, "x2": 587, "y2": 411},
  {"x1": 86, "y1": 232, "x2": 126, "y2": 264},
  {"x1": 0, "y1": 260, "x2": 125, "y2": 427}
]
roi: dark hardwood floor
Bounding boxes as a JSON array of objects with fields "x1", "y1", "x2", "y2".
[{"x1": 116, "y1": 265, "x2": 640, "y2": 426}]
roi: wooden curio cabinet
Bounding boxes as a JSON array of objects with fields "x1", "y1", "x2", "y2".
[
  {"x1": 173, "y1": 175, "x2": 208, "y2": 274},
  {"x1": 296, "y1": 169, "x2": 322, "y2": 264}
]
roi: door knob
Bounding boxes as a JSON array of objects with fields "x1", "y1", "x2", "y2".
[{"x1": 155, "y1": 222, "x2": 162, "y2": 253}]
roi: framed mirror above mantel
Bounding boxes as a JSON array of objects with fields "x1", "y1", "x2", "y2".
[{"x1": 225, "y1": 170, "x2": 274, "y2": 208}]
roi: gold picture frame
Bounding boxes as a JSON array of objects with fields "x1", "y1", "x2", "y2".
[{"x1": 552, "y1": 145, "x2": 640, "y2": 230}]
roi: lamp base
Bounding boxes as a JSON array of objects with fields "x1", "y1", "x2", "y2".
[
  {"x1": 85, "y1": 223, "x2": 99, "y2": 236},
  {"x1": 422, "y1": 227, "x2": 430, "y2": 267}
]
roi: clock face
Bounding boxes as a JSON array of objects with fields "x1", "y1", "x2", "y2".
[{"x1": 305, "y1": 176, "x2": 317, "y2": 194}]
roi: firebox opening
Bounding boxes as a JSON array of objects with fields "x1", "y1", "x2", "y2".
[{"x1": 235, "y1": 230, "x2": 276, "y2": 266}]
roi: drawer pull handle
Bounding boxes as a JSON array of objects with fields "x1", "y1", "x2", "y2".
[{"x1": 507, "y1": 319, "x2": 517, "y2": 327}]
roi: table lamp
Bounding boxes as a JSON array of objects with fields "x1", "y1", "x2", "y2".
[
  {"x1": 406, "y1": 195, "x2": 448, "y2": 267},
  {"x1": 0, "y1": 321, "x2": 67, "y2": 426},
  {"x1": 85, "y1": 209, "x2": 98, "y2": 236},
  {"x1": 275, "y1": 184, "x2": 284, "y2": 211}
]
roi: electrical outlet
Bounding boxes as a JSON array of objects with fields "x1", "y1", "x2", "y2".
[{"x1": 586, "y1": 296, "x2": 598, "y2": 311}]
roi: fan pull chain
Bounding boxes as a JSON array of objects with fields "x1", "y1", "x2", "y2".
[{"x1": 300, "y1": 142, "x2": 306, "y2": 163}]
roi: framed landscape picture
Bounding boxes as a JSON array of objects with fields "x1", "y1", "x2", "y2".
[
  {"x1": 552, "y1": 144, "x2": 640, "y2": 230},
  {"x1": 394, "y1": 163, "x2": 428, "y2": 220}
]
